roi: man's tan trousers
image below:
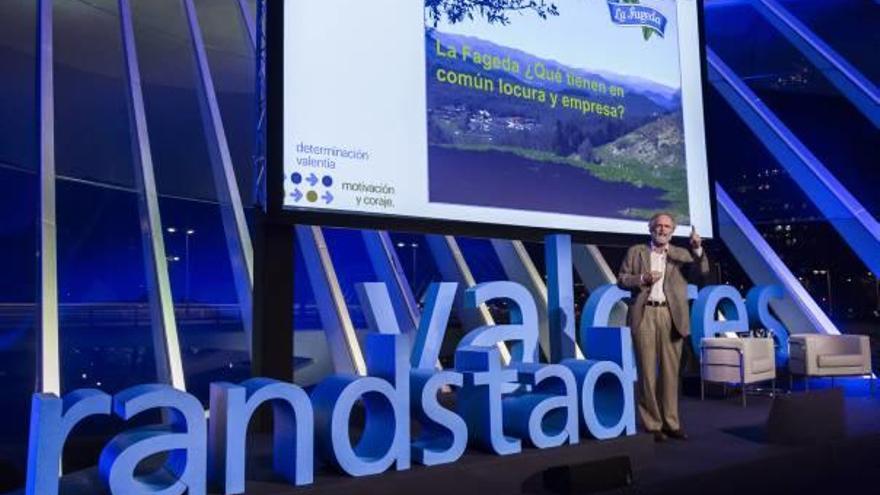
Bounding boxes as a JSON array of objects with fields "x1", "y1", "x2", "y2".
[{"x1": 633, "y1": 305, "x2": 683, "y2": 432}]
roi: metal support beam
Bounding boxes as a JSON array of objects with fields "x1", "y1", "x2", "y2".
[
  {"x1": 708, "y1": 49, "x2": 880, "y2": 276},
  {"x1": 362, "y1": 231, "x2": 419, "y2": 334},
  {"x1": 182, "y1": 0, "x2": 254, "y2": 354},
  {"x1": 242, "y1": 1, "x2": 354, "y2": 381},
  {"x1": 118, "y1": 0, "x2": 185, "y2": 390},
  {"x1": 252, "y1": 0, "x2": 267, "y2": 210},
  {"x1": 750, "y1": 0, "x2": 879, "y2": 127},
  {"x1": 716, "y1": 184, "x2": 839, "y2": 335},
  {"x1": 252, "y1": 214, "x2": 294, "y2": 382},
  {"x1": 425, "y1": 235, "x2": 510, "y2": 364},
  {"x1": 296, "y1": 226, "x2": 365, "y2": 375},
  {"x1": 490, "y1": 240, "x2": 549, "y2": 359},
  {"x1": 36, "y1": 0, "x2": 60, "y2": 396},
  {"x1": 236, "y1": 0, "x2": 257, "y2": 49}
]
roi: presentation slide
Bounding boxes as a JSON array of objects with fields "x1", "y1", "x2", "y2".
[{"x1": 282, "y1": 0, "x2": 713, "y2": 238}]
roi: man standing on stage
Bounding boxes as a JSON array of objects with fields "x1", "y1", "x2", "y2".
[{"x1": 618, "y1": 212, "x2": 710, "y2": 442}]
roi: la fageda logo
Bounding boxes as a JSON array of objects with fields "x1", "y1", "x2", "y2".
[{"x1": 607, "y1": 0, "x2": 668, "y2": 41}]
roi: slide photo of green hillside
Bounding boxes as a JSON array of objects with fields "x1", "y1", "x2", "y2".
[{"x1": 425, "y1": 0, "x2": 691, "y2": 224}]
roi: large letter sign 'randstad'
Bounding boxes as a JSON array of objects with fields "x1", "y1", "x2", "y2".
[{"x1": 27, "y1": 329, "x2": 636, "y2": 495}]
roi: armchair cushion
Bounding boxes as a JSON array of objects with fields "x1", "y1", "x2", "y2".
[
  {"x1": 752, "y1": 357, "x2": 774, "y2": 375},
  {"x1": 789, "y1": 334, "x2": 871, "y2": 377},
  {"x1": 818, "y1": 354, "x2": 864, "y2": 369}
]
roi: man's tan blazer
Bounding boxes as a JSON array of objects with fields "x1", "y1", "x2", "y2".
[{"x1": 617, "y1": 244, "x2": 710, "y2": 338}]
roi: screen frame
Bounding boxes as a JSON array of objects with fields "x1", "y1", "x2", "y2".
[{"x1": 265, "y1": 0, "x2": 717, "y2": 245}]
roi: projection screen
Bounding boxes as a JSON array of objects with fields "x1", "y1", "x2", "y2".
[{"x1": 279, "y1": 0, "x2": 714, "y2": 239}]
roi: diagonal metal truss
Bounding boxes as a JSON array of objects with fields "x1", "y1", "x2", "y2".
[
  {"x1": 36, "y1": 0, "x2": 60, "y2": 395},
  {"x1": 118, "y1": 0, "x2": 186, "y2": 390},
  {"x1": 748, "y1": 0, "x2": 879, "y2": 127},
  {"x1": 426, "y1": 235, "x2": 511, "y2": 364},
  {"x1": 708, "y1": 48, "x2": 880, "y2": 276},
  {"x1": 296, "y1": 226, "x2": 366, "y2": 375},
  {"x1": 716, "y1": 184, "x2": 839, "y2": 335},
  {"x1": 182, "y1": 0, "x2": 255, "y2": 354}
]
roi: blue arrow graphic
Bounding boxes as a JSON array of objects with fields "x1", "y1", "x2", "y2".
[
  {"x1": 291, "y1": 189, "x2": 303, "y2": 202},
  {"x1": 322, "y1": 191, "x2": 334, "y2": 204},
  {"x1": 307, "y1": 173, "x2": 319, "y2": 187}
]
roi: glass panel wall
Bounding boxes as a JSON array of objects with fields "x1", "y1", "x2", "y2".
[
  {"x1": 781, "y1": 0, "x2": 880, "y2": 85},
  {"x1": 159, "y1": 196, "x2": 249, "y2": 401},
  {"x1": 56, "y1": 181, "x2": 156, "y2": 393},
  {"x1": 457, "y1": 236, "x2": 507, "y2": 284},
  {"x1": 0, "y1": 0, "x2": 37, "y2": 172},
  {"x1": 0, "y1": 168, "x2": 38, "y2": 491},
  {"x1": 196, "y1": 0, "x2": 256, "y2": 207},
  {"x1": 389, "y1": 232, "x2": 441, "y2": 303},
  {"x1": 293, "y1": 241, "x2": 334, "y2": 387},
  {"x1": 0, "y1": 3, "x2": 37, "y2": 489},
  {"x1": 55, "y1": 0, "x2": 134, "y2": 187},
  {"x1": 324, "y1": 227, "x2": 379, "y2": 330}
]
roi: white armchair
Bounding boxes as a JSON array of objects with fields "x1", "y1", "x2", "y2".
[
  {"x1": 789, "y1": 334, "x2": 873, "y2": 393},
  {"x1": 700, "y1": 337, "x2": 776, "y2": 407}
]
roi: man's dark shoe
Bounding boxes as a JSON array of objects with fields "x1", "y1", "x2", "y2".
[
  {"x1": 663, "y1": 428, "x2": 688, "y2": 440},
  {"x1": 649, "y1": 430, "x2": 667, "y2": 443}
]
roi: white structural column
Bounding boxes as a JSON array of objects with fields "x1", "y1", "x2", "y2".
[
  {"x1": 296, "y1": 226, "x2": 366, "y2": 375},
  {"x1": 362, "y1": 231, "x2": 420, "y2": 334},
  {"x1": 181, "y1": 0, "x2": 254, "y2": 353},
  {"x1": 708, "y1": 48, "x2": 880, "y2": 276},
  {"x1": 490, "y1": 240, "x2": 549, "y2": 359},
  {"x1": 36, "y1": 0, "x2": 60, "y2": 395},
  {"x1": 118, "y1": 0, "x2": 186, "y2": 390},
  {"x1": 717, "y1": 184, "x2": 840, "y2": 335},
  {"x1": 426, "y1": 235, "x2": 511, "y2": 364}
]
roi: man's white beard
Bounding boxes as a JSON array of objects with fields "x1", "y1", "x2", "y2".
[{"x1": 652, "y1": 233, "x2": 670, "y2": 246}]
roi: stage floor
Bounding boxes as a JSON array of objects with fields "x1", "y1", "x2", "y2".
[
  {"x1": 10, "y1": 378, "x2": 880, "y2": 495},
  {"x1": 609, "y1": 379, "x2": 880, "y2": 494}
]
